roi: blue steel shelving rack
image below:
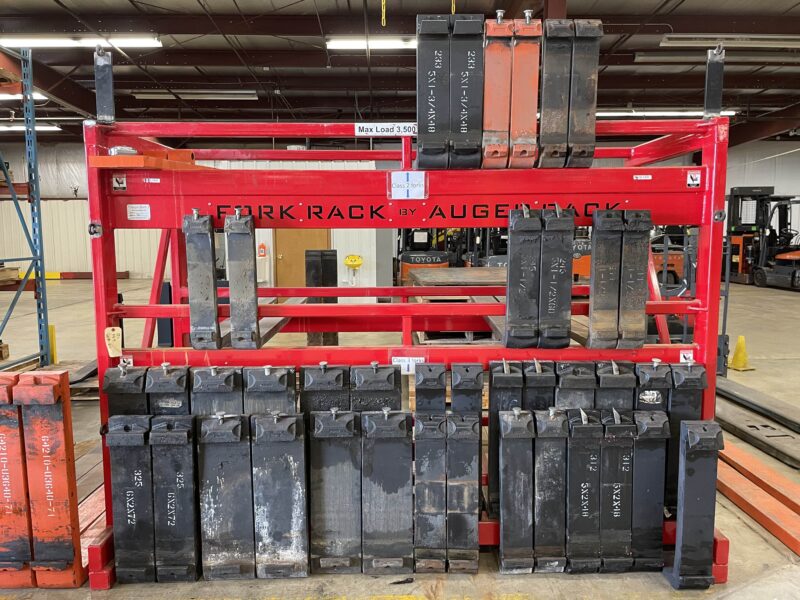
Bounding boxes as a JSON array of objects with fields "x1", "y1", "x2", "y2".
[{"x1": 0, "y1": 48, "x2": 51, "y2": 368}]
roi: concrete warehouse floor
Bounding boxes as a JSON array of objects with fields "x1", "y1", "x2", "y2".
[{"x1": 0, "y1": 280, "x2": 798, "y2": 599}]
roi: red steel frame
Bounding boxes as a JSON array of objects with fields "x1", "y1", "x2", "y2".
[{"x1": 84, "y1": 117, "x2": 729, "y2": 580}]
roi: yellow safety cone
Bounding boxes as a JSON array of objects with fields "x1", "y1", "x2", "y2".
[{"x1": 728, "y1": 335, "x2": 755, "y2": 371}]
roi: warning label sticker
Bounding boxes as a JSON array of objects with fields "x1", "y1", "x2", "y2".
[
  {"x1": 112, "y1": 173, "x2": 126, "y2": 191},
  {"x1": 686, "y1": 171, "x2": 701, "y2": 188},
  {"x1": 126, "y1": 204, "x2": 151, "y2": 221}
]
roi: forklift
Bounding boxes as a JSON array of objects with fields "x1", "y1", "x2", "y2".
[{"x1": 726, "y1": 186, "x2": 800, "y2": 289}]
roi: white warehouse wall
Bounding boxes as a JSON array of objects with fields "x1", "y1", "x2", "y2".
[
  {"x1": 4, "y1": 139, "x2": 800, "y2": 279},
  {"x1": 726, "y1": 141, "x2": 800, "y2": 228},
  {"x1": 0, "y1": 142, "x2": 163, "y2": 278},
  {"x1": 1, "y1": 143, "x2": 382, "y2": 283}
]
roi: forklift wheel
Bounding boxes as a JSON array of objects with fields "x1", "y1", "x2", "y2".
[{"x1": 753, "y1": 268, "x2": 768, "y2": 287}]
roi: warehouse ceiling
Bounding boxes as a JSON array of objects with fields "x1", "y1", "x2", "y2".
[{"x1": 1, "y1": 0, "x2": 800, "y2": 145}]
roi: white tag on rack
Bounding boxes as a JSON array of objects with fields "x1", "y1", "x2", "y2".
[
  {"x1": 679, "y1": 350, "x2": 694, "y2": 363},
  {"x1": 104, "y1": 327, "x2": 123, "y2": 358},
  {"x1": 392, "y1": 356, "x2": 424, "y2": 375}
]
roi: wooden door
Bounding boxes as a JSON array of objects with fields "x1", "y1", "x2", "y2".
[{"x1": 274, "y1": 229, "x2": 331, "y2": 287}]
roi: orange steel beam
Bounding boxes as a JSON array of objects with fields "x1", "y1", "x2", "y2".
[
  {"x1": 87, "y1": 155, "x2": 213, "y2": 171},
  {"x1": 0, "y1": 373, "x2": 36, "y2": 588},
  {"x1": 720, "y1": 445, "x2": 800, "y2": 515},
  {"x1": 481, "y1": 18, "x2": 515, "y2": 168},
  {"x1": 509, "y1": 18, "x2": 542, "y2": 167},
  {"x1": 717, "y1": 461, "x2": 800, "y2": 555},
  {"x1": 14, "y1": 371, "x2": 87, "y2": 588}
]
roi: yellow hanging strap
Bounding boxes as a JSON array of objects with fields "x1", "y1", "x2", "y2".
[
  {"x1": 451, "y1": 0, "x2": 456, "y2": 14},
  {"x1": 381, "y1": 0, "x2": 386, "y2": 27}
]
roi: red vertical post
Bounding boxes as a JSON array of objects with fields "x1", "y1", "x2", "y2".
[
  {"x1": 169, "y1": 228, "x2": 189, "y2": 347},
  {"x1": 84, "y1": 122, "x2": 117, "y2": 522},
  {"x1": 647, "y1": 250, "x2": 671, "y2": 344},
  {"x1": 141, "y1": 229, "x2": 171, "y2": 348},
  {"x1": 0, "y1": 373, "x2": 36, "y2": 588},
  {"x1": 402, "y1": 316, "x2": 413, "y2": 346},
  {"x1": 14, "y1": 371, "x2": 86, "y2": 588},
  {"x1": 401, "y1": 136, "x2": 413, "y2": 170},
  {"x1": 696, "y1": 118, "x2": 729, "y2": 419}
]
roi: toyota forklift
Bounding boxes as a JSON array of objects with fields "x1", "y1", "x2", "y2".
[{"x1": 726, "y1": 186, "x2": 800, "y2": 289}]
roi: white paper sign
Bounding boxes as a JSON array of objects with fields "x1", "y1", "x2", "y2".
[
  {"x1": 392, "y1": 356, "x2": 425, "y2": 375},
  {"x1": 390, "y1": 171, "x2": 426, "y2": 200},
  {"x1": 355, "y1": 122, "x2": 417, "y2": 137},
  {"x1": 126, "y1": 204, "x2": 151, "y2": 221},
  {"x1": 104, "y1": 327, "x2": 123, "y2": 358}
]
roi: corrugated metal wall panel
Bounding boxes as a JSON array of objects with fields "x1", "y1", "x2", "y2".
[{"x1": 727, "y1": 142, "x2": 800, "y2": 229}]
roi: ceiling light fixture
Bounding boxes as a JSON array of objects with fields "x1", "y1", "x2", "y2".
[
  {"x1": 635, "y1": 51, "x2": 800, "y2": 64},
  {"x1": 0, "y1": 36, "x2": 162, "y2": 48},
  {"x1": 0, "y1": 124, "x2": 62, "y2": 131},
  {"x1": 660, "y1": 34, "x2": 800, "y2": 49},
  {"x1": 131, "y1": 90, "x2": 258, "y2": 101},
  {"x1": 596, "y1": 109, "x2": 737, "y2": 118},
  {"x1": 0, "y1": 92, "x2": 47, "y2": 101},
  {"x1": 326, "y1": 37, "x2": 417, "y2": 50}
]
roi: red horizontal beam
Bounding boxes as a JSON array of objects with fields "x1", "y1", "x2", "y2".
[
  {"x1": 123, "y1": 344, "x2": 699, "y2": 367},
  {"x1": 626, "y1": 133, "x2": 705, "y2": 167},
  {"x1": 194, "y1": 285, "x2": 589, "y2": 299},
  {"x1": 102, "y1": 119, "x2": 722, "y2": 139},
  {"x1": 190, "y1": 149, "x2": 416, "y2": 161},
  {"x1": 200, "y1": 286, "x2": 510, "y2": 299},
  {"x1": 103, "y1": 166, "x2": 708, "y2": 229},
  {"x1": 279, "y1": 315, "x2": 492, "y2": 333},
  {"x1": 594, "y1": 147, "x2": 633, "y2": 160},
  {"x1": 106, "y1": 121, "x2": 379, "y2": 139},
  {"x1": 117, "y1": 299, "x2": 700, "y2": 319}
]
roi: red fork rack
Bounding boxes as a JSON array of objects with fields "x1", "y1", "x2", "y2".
[{"x1": 84, "y1": 117, "x2": 729, "y2": 586}]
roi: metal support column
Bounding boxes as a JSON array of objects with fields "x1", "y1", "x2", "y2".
[{"x1": 0, "y1": 48, "x2": 50, "y2": 368}]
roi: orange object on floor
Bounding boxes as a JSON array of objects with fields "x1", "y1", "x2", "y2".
[
  {"x1": 13, "y1": 371, "x2": 87, "y2": 588},
  {"x1": 717, "y1": 461, "x2": 800, "y2": 556},
  {"x1": 720, "y1": 444, "x2": 800, "y2": 515},
  {"x1": 481, "y1": 17, "x2": 514, "y2": 168},
  {"x1": 0, "y1": 373, "x2": 36, "y2": 588},
  {"x1": 509, "y1": 17, "x2": 542, "y2": 168}
]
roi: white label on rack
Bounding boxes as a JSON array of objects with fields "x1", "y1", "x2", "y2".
[
  {"x1": 686, "y1": 171, "x2": 701, "y2": 187},
  {"x1": 679, "y1": 350, "x2": 694, "y2": 363},
  {"x1": 633, "y1": 174, "x2": 652, "y2": 181},
  {"x1": 112, "y1": 173, "x2": 126, "y2": 191},
  {"x1": 355, "y1": 122, "x2": 417, "y2": 137},
  {"x1": 126, "y1": 204, "x2": 151, "y2": 221},
  {"x1": 390, "y1": 171, "x2": 426, "y2": 199},
  {"x1": 392, "y1": 356, "x2": 424, "y2": 375}
]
